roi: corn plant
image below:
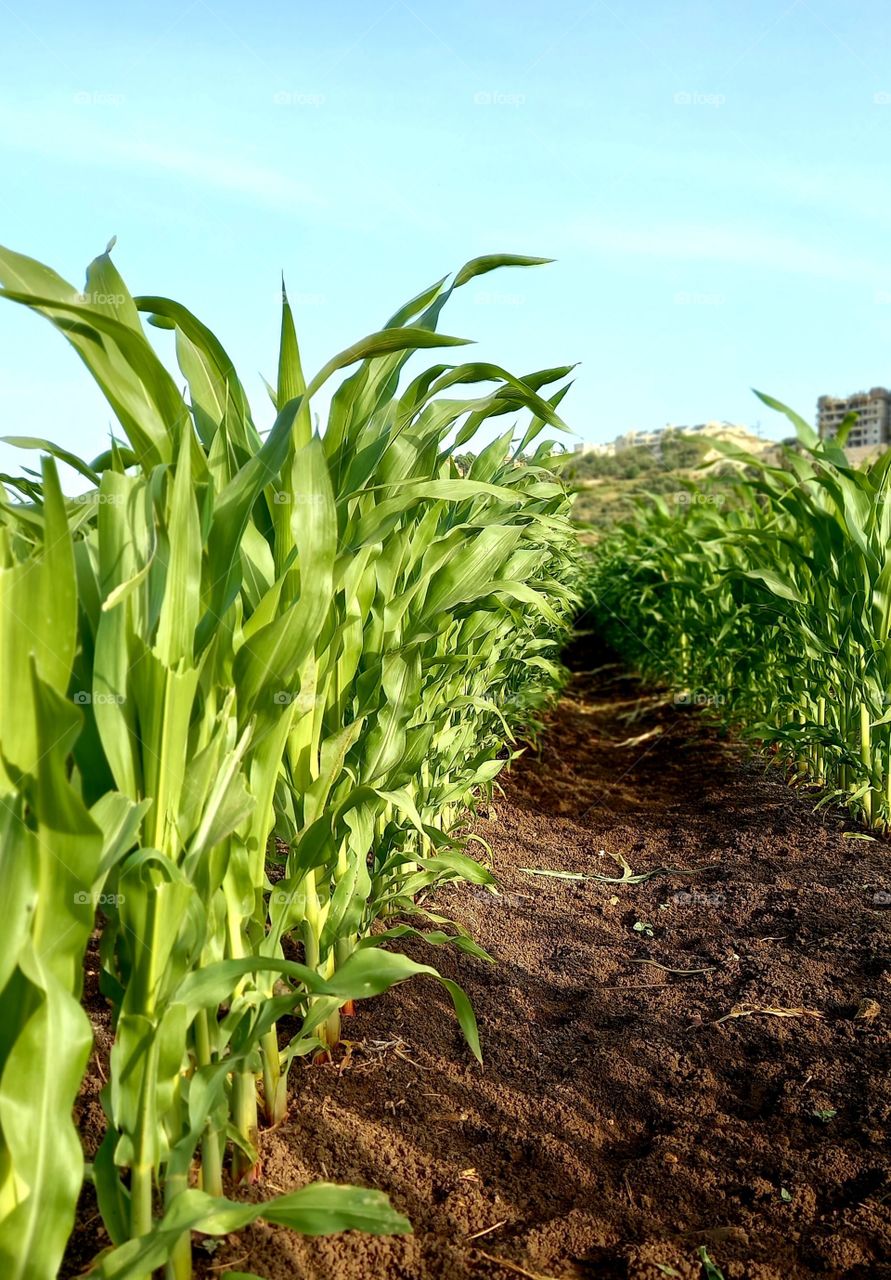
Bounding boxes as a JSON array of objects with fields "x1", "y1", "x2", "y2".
[
  {"x1": 0, "y1": 410, "x2": 419, "y2": 1280},
  {"x1": 0, "y1": 459, "x2": 146, "y2": 1280},
  {"x1": 123, "y1": 255, "x2": 579, "y2": 1074}
]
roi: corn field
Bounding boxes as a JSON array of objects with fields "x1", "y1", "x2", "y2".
[
  {"x1": 0, "y1": 244, "x2": 580, "y2": 1279},
  {"x1": 586, "y1": 394, "x2": 891, "y2": 829}
]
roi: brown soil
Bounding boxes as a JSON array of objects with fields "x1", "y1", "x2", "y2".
[{"x1": 66, "y1": 658, "x2": 891, "y2": 1280}]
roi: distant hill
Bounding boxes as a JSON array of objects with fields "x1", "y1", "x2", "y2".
[
  {"x1": 573, "y1": 421, "x2": 769, "y2": 463},
  {"x1": 565, "y1": 425, "x2": 764, "y2": 533}
]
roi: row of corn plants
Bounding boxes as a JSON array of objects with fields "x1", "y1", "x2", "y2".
[
  {"x1": 0, "y1": 243, "x2": 580, "y2": 1279},
  {"x1": 585, "y1": 394, "x2": 891, "y2": 828}
]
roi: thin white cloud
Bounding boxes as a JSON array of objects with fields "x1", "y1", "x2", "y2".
[
  {"x1": 107, "y1": 136, "x2": 324, "y2": 210},
  {"x1": 0, "y1": 102, "x2": 323, "y2": 212},
  {"x1": 559, "y1": 217, "x2": 887, "y2": 285}
]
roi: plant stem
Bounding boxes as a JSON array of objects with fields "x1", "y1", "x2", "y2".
[
  {"x1": 861, "y1": 700, "x2": 873, "y2": 824},
  {"x1": 194, "y1": 1012, "x2": 224, "y2": 1197},
  {"x1": 231, "y1": 1069, "x2": 259, "y2": 1183},
  {"x1": 261, "y1": 1028, "x2": 288, "y2": 1127}
]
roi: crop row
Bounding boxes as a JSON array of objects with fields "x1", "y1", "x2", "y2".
[
  {"x1": 587, "y1": 395, "x2": 891, "y2": 828},
  {"x1": 0, "y1": 246, "x2": 580, "y2": 1279}
]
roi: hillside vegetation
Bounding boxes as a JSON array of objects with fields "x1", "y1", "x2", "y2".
[{"x1": 565, "y1": 432, "x2": 735, "y2": 530}]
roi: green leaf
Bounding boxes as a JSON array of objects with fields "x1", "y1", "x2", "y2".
[
  {"x1": 698, "y1": 1246, "x2": 726, "y2": 1280},
  {"x1": 452, "y1": 253, "x2": 553, "y2": 288},
  {"x1": 93, "y1": 1184, "x2": 411, "y2": 1278},
  {"x1": 753, "y1": 389, "x2": 818, "y2": 449}
]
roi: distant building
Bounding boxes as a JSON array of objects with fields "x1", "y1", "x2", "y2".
[
  {"x1": 817, "y1": 388, "x2": 891, "y2": 448},
  {"x1": 573, "y1": 421, "x2": 761, "y2": 458}
]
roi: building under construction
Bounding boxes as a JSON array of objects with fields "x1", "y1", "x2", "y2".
[{"x1": 817, "y1": 388, "x2": 891, "y2": 448}]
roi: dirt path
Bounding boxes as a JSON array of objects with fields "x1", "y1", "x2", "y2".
[
  {"x1": 206, "y1": 658, "x2": 891, "y2": 1280},
  {"x1": 73, "y1": 659, "x2": 891, "y2": 1280}
]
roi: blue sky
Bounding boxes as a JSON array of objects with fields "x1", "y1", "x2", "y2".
[{"x1": 3, "y1": 0, "x2": 891, "y2": 475}]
